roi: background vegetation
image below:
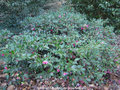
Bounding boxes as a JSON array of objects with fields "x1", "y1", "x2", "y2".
[
  {"x1": 68, "y1": 0, "x2": 120, "y2": 34},
  {"x1": 0, "y1": 0, "x2": 46, "y2": 32}
]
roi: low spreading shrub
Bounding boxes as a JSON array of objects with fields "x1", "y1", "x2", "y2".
[{"x1": 0, "y1": 8, "x2": 120, "y2": 86}]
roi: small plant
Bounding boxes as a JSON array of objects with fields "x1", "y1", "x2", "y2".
[{"x1": 0, "y1": 29, "x2": 13, "y2": 47}]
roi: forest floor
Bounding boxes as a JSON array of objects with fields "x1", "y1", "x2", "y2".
[{"x1": 0, "y1": 36, "x2": 120, "y2": 90}]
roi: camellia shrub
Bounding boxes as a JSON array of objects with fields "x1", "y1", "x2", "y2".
[
  {"x1": 67, "y1": 0, "x2": 120, "y2": 34},
  {"x1": 1, "y1": 8, "x2": 120, "y2": 87}
]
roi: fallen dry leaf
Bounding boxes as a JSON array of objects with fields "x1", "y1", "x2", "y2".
[{"x1": 7, "y1": 85, "x2": 15, "y2": 90}]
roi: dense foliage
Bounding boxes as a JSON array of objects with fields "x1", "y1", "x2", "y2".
[
  {"x1": 0, "y1": 8, "x2": 119, "y2": 87},
  {"x1": 0, "y1": 0, "x2": 46, "y2": 28},
  {"x1": 0, "y1": 29, "x2": 13, "y2": 47},
  {"x1": 68, "y1": 0, "x2": 120, "y2": 33}
]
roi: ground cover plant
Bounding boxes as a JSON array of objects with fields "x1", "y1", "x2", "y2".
[{"x1": 0, "y1": 7, "x2": 120, "y2": 88}]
